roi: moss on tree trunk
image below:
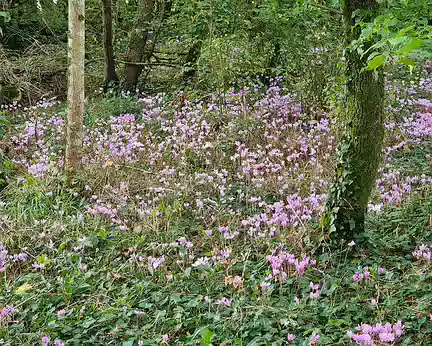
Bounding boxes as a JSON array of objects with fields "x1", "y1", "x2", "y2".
[{"x1": 323, "y1": 0, "x2": 385, "y2": 244}]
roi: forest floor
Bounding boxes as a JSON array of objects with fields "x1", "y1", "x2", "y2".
[{"x1": 0, "y1": 74, "x2": 431, "y2": 345}]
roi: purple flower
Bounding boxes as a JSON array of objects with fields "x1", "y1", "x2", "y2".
[
  {"x1": 309, "y1": 333, "x2": 320, "y2": 345},
  {"x1": 309, "y1": 282, "x2": 321, "y2": 299},
  {"x1": 363, "y1": 267, "x2": 370, "y2": 279},
  {"x1": 217, "y1": 297, "x2": 232, "y2": 307},
  {"x1": 393, "y1": 320, "x2": 404, "y2": 337},
  {"x1": 260, "y1": 281, "x2": 271, "y2": 291},
  {"x1": 379, "y1": 332, "x2": 395, "y2": 342},
  {"x1": 56, "y1": 309, "x2": 66, "y2": 319},
  {"x1": 353, "y1": 272, "x2": 364, "y2": 282},
  {"x1": 42, "y1": 336, "x2": 49, "y2": 345},
  {"x1": 287, "y1": 334, "x2": 296, "y2": 342}
]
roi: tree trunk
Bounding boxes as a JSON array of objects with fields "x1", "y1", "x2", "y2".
[
  {"x1": 101, "y1": 0, "x2": 118, "y2": 90},
  {"x1": 323, "y1": 0, "x2": 384, "y2": 244},
  {"x1": 183, "y1": 41, "x2": 202, "y2": 80},
  {"x1": 65, "y1": 0, "x2": 85, "y2": 183},
  {"x1": 122, "y1": 0, "x2": 155, "y2": 92}
]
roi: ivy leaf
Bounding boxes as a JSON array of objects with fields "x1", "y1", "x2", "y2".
[
  {"x1": 367, "y1": 54, "x2": 385, "y2": 70},
  {"x1": 397, "y1": 38, "x2": 424, "y2": 55}
]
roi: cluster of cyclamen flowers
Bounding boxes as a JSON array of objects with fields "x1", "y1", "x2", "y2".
[
  {"x1": 0, "y1": 243, "x2": 28, "y2": 272},
  {"x1": 353, "y1": 267, "x2": 384, "y2": 283},
  {"x1": 266, "y1": 249, "x2": 316, "y2": 283},
  {"x1": 413, "y1": 244, "x2": 431, "y2": 262},
  {"x1": 0, "y1": 305, "x2": 17, "y2": 322},
  {"x1": 347, "y1": 321, "x2": 404, "y2": 345},
  {"x1": 375, "y1": 171, "x2": 432, "y2": 206},
  {"x1": 309, "y1": 282, "x2": 321, "y2": 299},
  {"x1": 41, "y1": 337, "x2": 64, "y2": 346},
  {"x1": 5, "y1": 65, "x2": 431, "y2": 247}
]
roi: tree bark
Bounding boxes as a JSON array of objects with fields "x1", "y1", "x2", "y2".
[
  {"x1": 101, "y1": 0, "x2": 118, "y2": 90},
  {"x1": 65, "y1": 0, "x2": 85, "y2": 183},
  {"x1": 183, "y1": 41, "x2": 202, "y2": 80},
  {"x1": 122, "y1": 0, "x2": 155, "y2": 92},
  {"x1": 323, "y1": 0, "x2": 384, "y2": 244}
]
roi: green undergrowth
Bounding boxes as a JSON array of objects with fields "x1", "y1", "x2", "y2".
[{"x1": 0, "y1": 182, "x2": 431, "y2": 345}]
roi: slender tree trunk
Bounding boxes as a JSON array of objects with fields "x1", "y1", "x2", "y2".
[
  {"x1": 183, "y1": 41, "x2": 202, "y2": 80},
  {"x1": 65, "y1": 0, "x2": 85, "y2": 183},
  {"x1": 323, "y1": 0, "x2": 384, "y2": 244},
  {"x1": 122, "y1": 0, "x2": 155, "y2": 92},
  {"x1": 163, "y1": 0, "x2": 172, "y2": 19},
  {"x1": 101, "y1": 0, "x2": 118, "y2": 90}
]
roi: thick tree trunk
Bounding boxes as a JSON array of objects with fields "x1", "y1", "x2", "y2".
[
  {"x1": 65, "y1": 0, "x2": 85, "y2": 183},
  {"x1": 323, "y1": 0, "x2": 384, "y2": 244},
  {"x1": 122, "y1": 0, "x2": 155, "y2": 92},
  {"x1": 101, "y1": 0, "x2": 118, "y2": 90}
]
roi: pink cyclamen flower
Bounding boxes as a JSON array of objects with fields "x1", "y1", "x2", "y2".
[
  {"x1": 287, "y1": 334, "x2": 296, "y2": 342},
  {"x1": 309, "y1": 333, "x2": 320, "y2": 345},
  {"x1": 42, "y1": 336, "x2": 49, "y2": 345},
  {"x1": 217, "y1": 297, "x2": 232, "y2": 307},
  {"x1": 379, "y1": 332, "x2": 395, "y2": 342},
  {"x1": 56, "y1": 309, "x2": 66, "y2": 318},
  {"x1": 348, "y1": 332, "x2": 372, "y2": 344},
  {"x1": 363, "y1": 267, "x2": 370, "y2": 279},
  {"x1": 353, "y1": 272, "x2": 364, "y2": 282},
  {"x1": 55, "y1": 340, "x2": 64, "y2": 346},
  {"x1": 162, "y1": 334, "x2": 169, "y2": 344},
  {"x1": 260, "y1": 281, "x2": 271, "y2": 291},
  {"x1": 378, "y1": 267, "x2": 385, "y2": 274}
]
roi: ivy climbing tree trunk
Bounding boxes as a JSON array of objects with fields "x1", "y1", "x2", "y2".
[
  {"x1": 101, "y1": 0, "x2": 118, "y2": 90},
  {"x1": 65, "y1": 0, "x2": 85, "y2": 183},
  {"x1": 323, "y1": 0, "x2": 385, "y2": 244},
  {"x1": 122, "y1": 0, "x2": 155, "y2": 92}
]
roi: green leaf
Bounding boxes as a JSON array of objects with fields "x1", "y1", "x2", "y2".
[
  {"x1": 0, "y1": 116, "x2": 11, "y2": 127},
  {"x1": 398, "y1": 57, "x2": 416, "y2": 73},
  {"x1": 398, "y1": 57, "x2": 416, "y2": 67},
  {"x1": 201, "y1": 327, "x2": 214, "y2": 346},
  {"x1": 367, "y1": 54, "x2": 385, "y2": 70},
  {"x1": 388, "y1": 36, "x2": 407, "y2": 46},
  {"x1": 0, "y1": 11, "x2": 10, "y2": 22},
  {"x1": 397, "y1": 38, "x2": 424, "y2": 55}
]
